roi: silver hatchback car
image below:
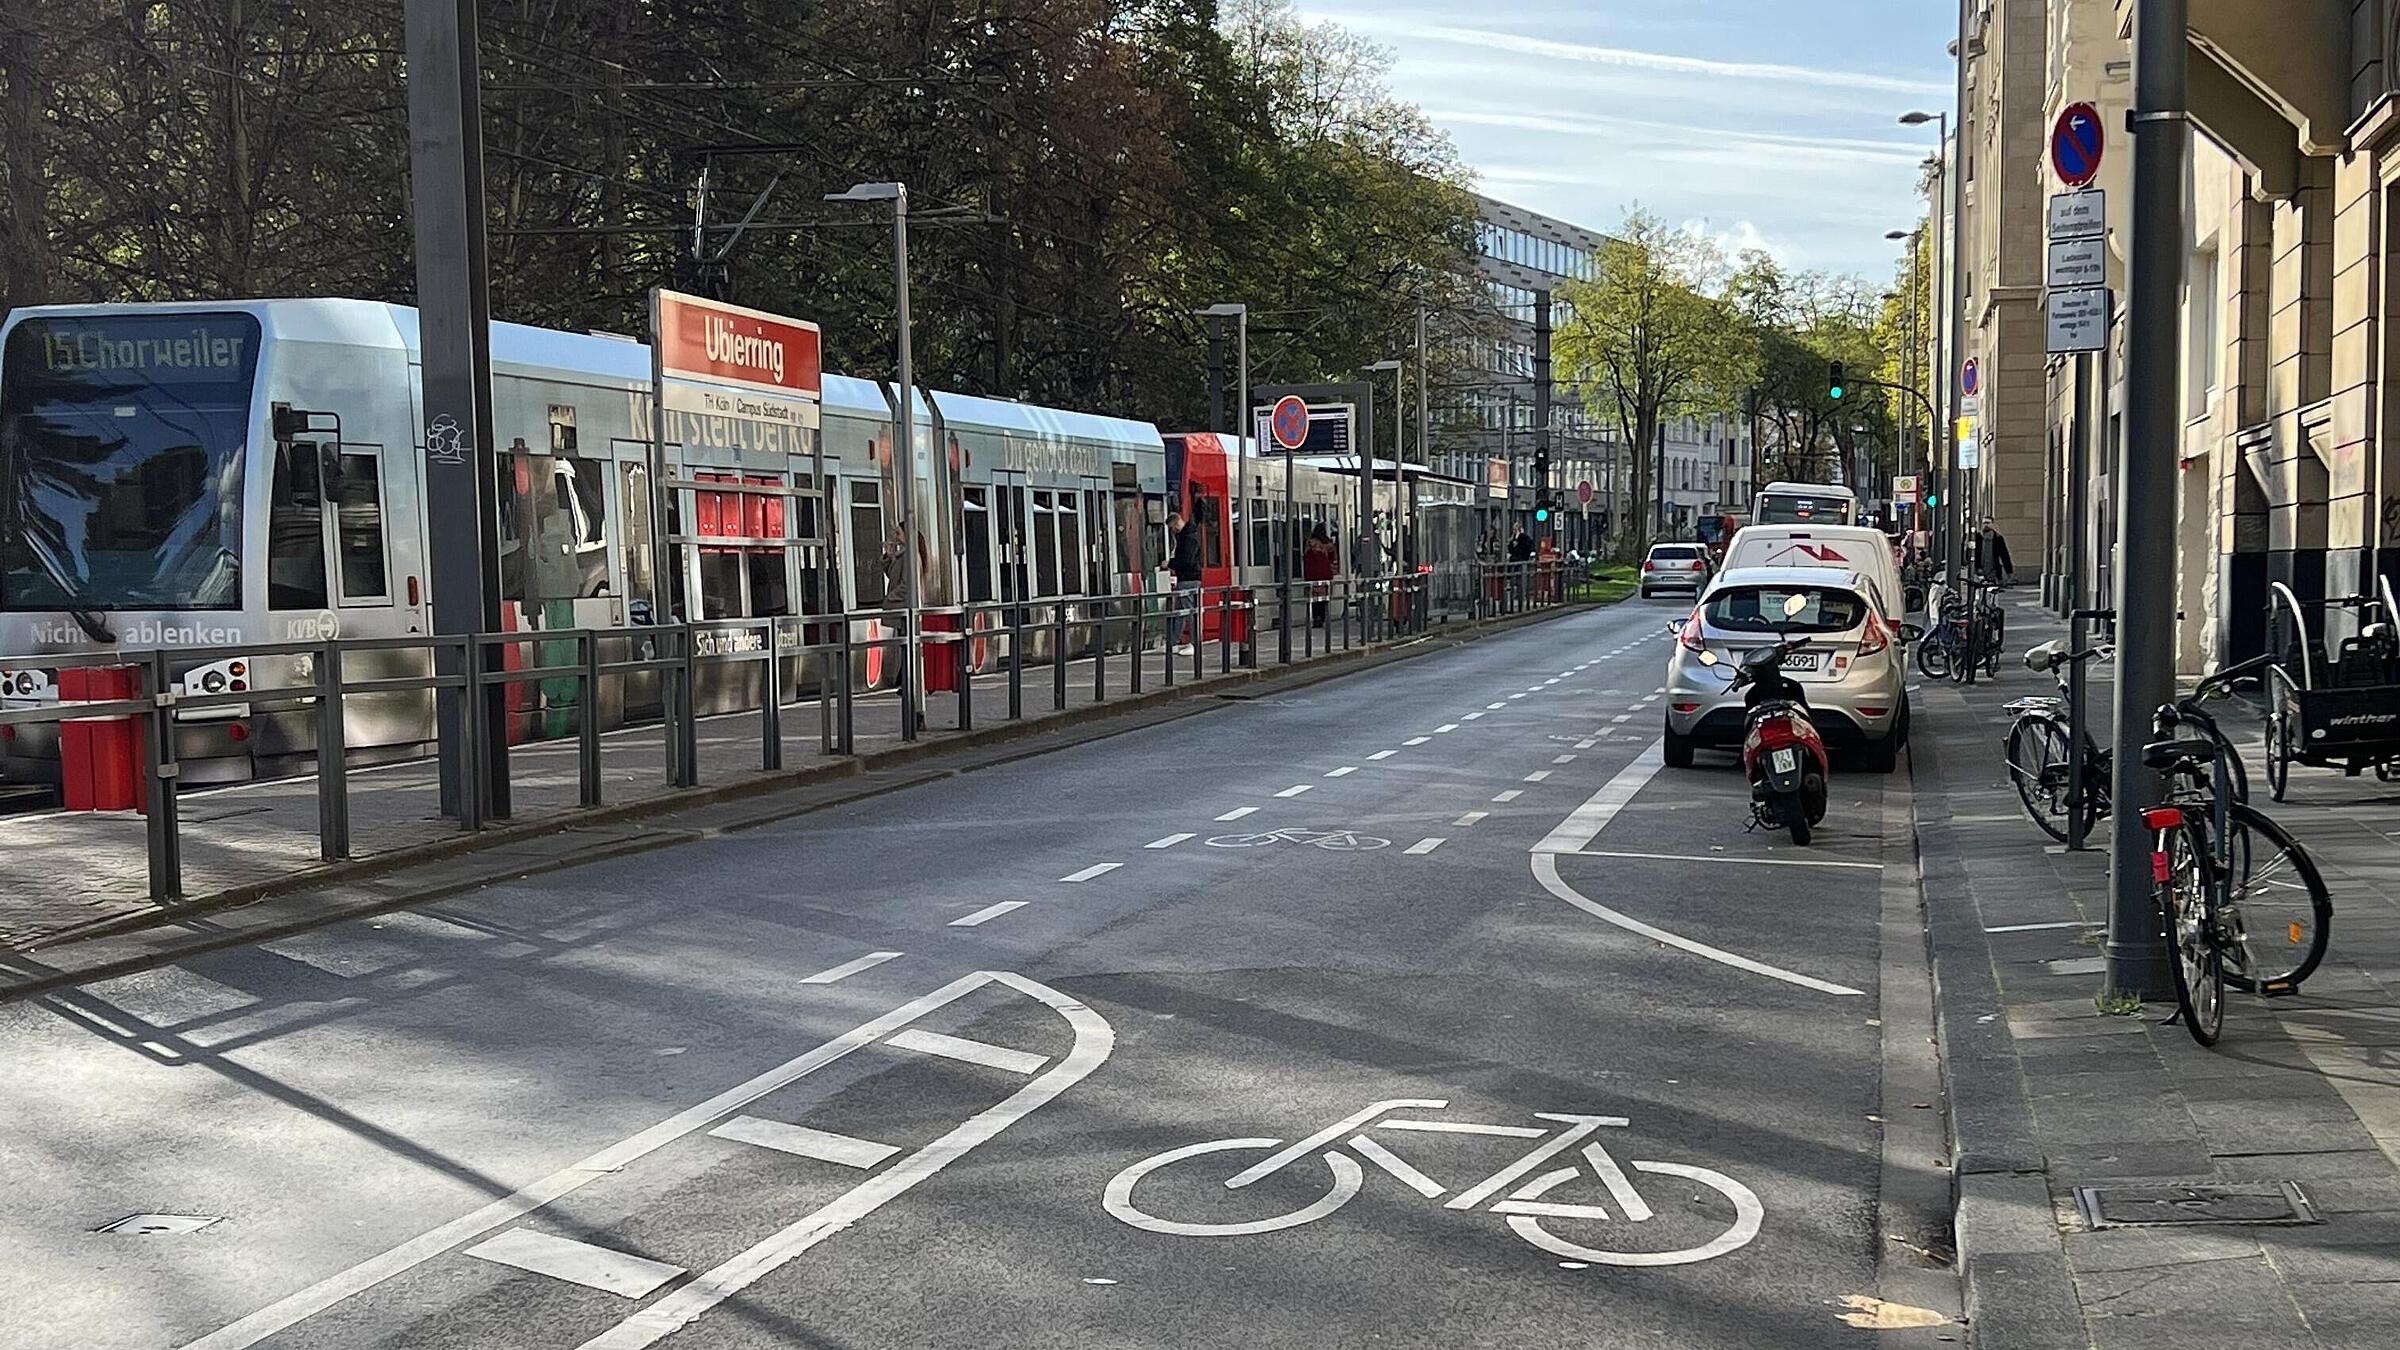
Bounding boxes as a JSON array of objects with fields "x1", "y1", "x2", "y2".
[{"x1": 1662, "y1": 565, "x2": 1912, "y2": 772}]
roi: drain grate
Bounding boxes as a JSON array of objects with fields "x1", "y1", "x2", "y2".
[
  {"x1": 97, "y1": 1214, "x2": 223, "y2": 1236},
  {"x1": 2075, "y1": 1183, "x2": 2317, "y2": 1230}
]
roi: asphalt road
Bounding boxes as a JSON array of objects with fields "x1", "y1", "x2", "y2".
[{"x1": 2, "y1": 598, "x2": 1944, "y2": 1350}]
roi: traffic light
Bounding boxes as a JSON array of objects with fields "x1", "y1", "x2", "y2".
[
  {"x1": 1828, "y1": 361, "x2": 1846, "y2": 401},
  {"x1": 1534, "y1": 500, "x2": 1552, "y2": 524}
]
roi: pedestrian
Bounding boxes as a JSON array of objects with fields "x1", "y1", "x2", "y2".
[
  {"x1": 1165, "y1": 510, "x2": 1203, "y2": 655},
  {"x1": 1302, "y1": 523, "x2": 1337, "y2": 628},
  {"x1": 1507, "y1": 528, "x2": 1536, "y2": 564},
  {"x1": 1982, "y1": 521, "x2": 2016, "y2": 586}
]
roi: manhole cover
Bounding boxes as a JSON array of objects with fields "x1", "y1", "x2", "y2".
[
  {"x1": 2075, "y1": 1183, "x2": 2316, "y2": 1229},
  {"x1": 97, "y1": 1213, "x2": 223, "y2": 1236}
]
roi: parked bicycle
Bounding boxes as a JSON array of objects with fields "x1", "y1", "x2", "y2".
[
  {"x1": 1916, "y1": 584, "x2": 2003, "y2": 681},
  {"x1": 2142, "y1": 696, "x2": 2334, "y2": 1045},
  {"x1": 2002, "y1": 645, "x2": 2255, "y2": 842}
]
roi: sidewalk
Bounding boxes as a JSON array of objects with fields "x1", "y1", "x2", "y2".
[
  {"x1": 0, "y1": 599, "x2": 1564, "y2": 977},
  {"x1": 1913, "y1": 592, "x2": 2400, "y2": 1349}
]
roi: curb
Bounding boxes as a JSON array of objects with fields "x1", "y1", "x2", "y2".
[
  {"x1": 1909, "y1": 681, "x2": 2089, "y2": 1350},
  {"x1": 2, "y1": 602, "x2": 1592, "y2": 999}
]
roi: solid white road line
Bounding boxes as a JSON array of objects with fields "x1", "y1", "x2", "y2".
[
  {"x1": 184, "y1": 972, "x2": 1076, "y2": 1350},
  {"x1": 1984, "y1": 921, "x2": 2100, "y2": 933},
  {"x1": 1405, "y1": 736, "x2": 1431, "y2": 746},
  {"x1": 886, "y1": 1027, "x2": 1048, "y2": 1075},
  {"x1": 951, "y1": 901, "x2": 1030, "y2": 927},
  {"x1": 1145, "y1": 833, "x2": 1195, "y2": 850},
  {"x1": 1453, "y1": 811, "x2": 1488, "y2": 826},
  {"x1": 1554, "y1": 754, "x2": 1577, "y2": 764},
  {"x1": 1524, "y1": 770, "x2": 1552, "y2": 782},
  {"x1": 1534, "y1": 854, "x2": 1865, "y2": 997},
  {"x1": 1404, "y1": 838, "x2": 1445, "y2": 855},
  {"x1": 1215, "y1": 806, "x2": 1258, "y2": 821},
  {"x1": 463, "y1": 1230, "x2": 685, "y2": 1300},
  {"x1": 1324, "y1": 766, "x2": 1358, "y2": 778},
  {"x1": 1534, "y1": 746, "x2": 1661, "y2": 855},
  {"x1": 1367, "y1": 750, "x2": 1397, "y2": 761},
  {"x1": 800, "y1": 952, "x2": 905, "y2": 985},
  {"x1": 1060, "y1": 863, "x2": 1122, "y2": 882},
  {"x1": 577, "y1": 974, "x2": 1112, "y2": 1350},
  {"x1": 709, "y1": 1117, "x2": 901, "y2": 1169},
  {"x1": 1274, "y1": 785, "x2": 1313, "y2": 798},
  {"x1": 1557, "y1": 848, "x2": 1884, "y2": 872},
  {"x1": 1492, "y1": 790, "x2": 1524, "y2": 803}
]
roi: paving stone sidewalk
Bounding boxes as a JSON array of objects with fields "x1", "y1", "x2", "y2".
[
  {"x1": 1913, "y1": 592, "x2": 2400, "y2": 1349},
  {"x1": 0, "y1": 602, "x2": 1527, "y2": 953}
]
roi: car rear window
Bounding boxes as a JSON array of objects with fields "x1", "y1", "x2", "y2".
[
  {"x1": 1650, "y1": 546, "x2": 1702, "y2": 560},
  {"x1": 1703, "y1": 586, "x2": 1870, "y2": 635}
]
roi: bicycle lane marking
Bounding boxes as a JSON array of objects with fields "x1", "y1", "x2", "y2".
[
  {"x1": 1528, "y1": 739, "x2": 1866, "y2": 998},
  {"x1": 182, "y1": 971, "x2": 1112, "y2": 1350}
]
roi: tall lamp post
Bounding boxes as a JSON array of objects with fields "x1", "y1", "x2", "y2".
[
  {"x1": 1197, "y1": 303, "x2": 1252, "y2": 569},
  {"x1": 1900, "y1": 108, "x2": 1961, "y2": 585},
  {"x1": 825, "y1": 181, "x2": 920, "y2": 737},
  {"x1": 1366, "y1": 358, "x2": 1404, "y2": 571}
]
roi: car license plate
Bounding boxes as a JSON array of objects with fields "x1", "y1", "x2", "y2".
[
  {"x1": 1781, "y1": 651, "x2": 1820, "y2": 671},
  {"x1": 1771, "y1": 748, "x2": 1799, "y2": 773}
]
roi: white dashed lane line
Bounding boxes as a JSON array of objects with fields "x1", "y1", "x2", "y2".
[
  {"x1": 951, "y1": 902, "x2": 1028, "y2": 927},
  {"x1": 799, "y1": 952, "x2": 905, "y2": 985},
  {"x1": 1612, "y1": 714, "x2": 1634, "y2": 723},
  {"x1": 1405, "y1": 838, "x2": 1445, "y2": 856},
  {"x1": 1486, "y1": 702, "x2": 1508, "y2": 710},
  {"x1": 1324, "y1": 766, "x2": 1358, "y2": 778},
  {"x1": 1404, "y1": 736, "x2": 1430, "y2": 746},
  {"x1": 1464, "y1": 712, "x2": 1486, "y2": 721},
  {"x1": 1274, "y1": 785, "x2": 1314, "y2": 798},
  {"x1": 1554, "y1": 754, "x2": 1577, "y2": 764},
  {"x1": 1524, "y1": 771, "x2": 1551, "y2": 782},
  {"x1": 1060, "y1": 863, "x2": 1122, "y2": 883},
  {"x1": 1146, "y1": 833, "x2": 1195, "y2": 849},
  {"x1": 1454, "y1": 811, "x2": 1489, "y2": 826},
  {"x1": 1434, "y1": 723, "x2": 1461, "y2": 733},
  {"x1": 1368, "y1": 750, "x2": 1397, "y2": 761},
  {"x1": 1215, "y1": 806, "x2": 1258, "y2": 822},
  {"x1": 1492, "y1": 789, "x2": 1524, "y2": 803}
]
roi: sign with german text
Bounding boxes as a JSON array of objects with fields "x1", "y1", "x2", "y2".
[
  {"x1": 2046, "y1": 287, "x2": 2110, "y2": 354},
  {"x1": 651, "y1": 289, "x2": 823, "y2": 432}
]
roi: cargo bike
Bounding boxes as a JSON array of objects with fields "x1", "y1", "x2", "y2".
[{"x1": 2262, "y1": 577, "x2": 2400, "y2": 801}]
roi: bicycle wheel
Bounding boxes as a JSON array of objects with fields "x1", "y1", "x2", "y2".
[
  {"x1": 1103, "y1": 1139, "x2": 1363, "y2": 1237},
  {"x1": 2217, "y1": 802, "x2": 2331, "y2": 993},
  {"x1": 1916, "y1": 635, "x2": 1952, "y2": 680},
  {"x1": 2005, "y1": 717, "x2": 2074, "y2": 842},
  {"x1": 1982, "y1": 607, "x2": 2006, "y2": 675},
  {"x1": 2159, "y1": 821, "x2": 2224, "y2": 1046}
]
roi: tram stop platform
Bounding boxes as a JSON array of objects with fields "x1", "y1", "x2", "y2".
[
  {"x1": 1912, "y1": 592, "x2": 2400, "y2": 1350},
  {"x1": 0, "y1": 603, "x2": 1563, "y2": 992}
]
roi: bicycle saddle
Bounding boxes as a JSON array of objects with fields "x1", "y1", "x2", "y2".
[
  {"x1": 2023, "y1": 639, "x2": 2066, "y2": 672},
  {"x1": 2141, "y1": 737, "x2": 2218, "y2": 772}
]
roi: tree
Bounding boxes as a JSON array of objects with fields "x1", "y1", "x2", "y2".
[
  {"x1": 1725, "y1": 254, "x2": 1891, "y2": 491},
  {"x1": 1554, "y1": 209, "x2": 1746, "y2": 553}
]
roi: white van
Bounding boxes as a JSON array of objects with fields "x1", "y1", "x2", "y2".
[
  {"x1": 1720, "y1": 524, "x2": 1906, "y2": 623},
  {"x1": 1752, "y1": 482, "x2": 1857, "y2": 526}
]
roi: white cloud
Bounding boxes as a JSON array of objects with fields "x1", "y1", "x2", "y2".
[
  {"x1": 1430, "y1": 108, "x2": 1925, "y2": 167},
  {"x1": 1682, "y1": 218, "x2": 1788, "y2": 264},
  {"x1": 1393, "y1": 22, "x2": 1950, "y2": 97}
]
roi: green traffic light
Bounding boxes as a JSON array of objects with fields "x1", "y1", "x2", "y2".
[
  {"x1": 1534, "y1": 507, "x2": 1551, "y2": 523},
  {"x1": 1830, "y1": 384, "x2": 1844, "y2": 400}
]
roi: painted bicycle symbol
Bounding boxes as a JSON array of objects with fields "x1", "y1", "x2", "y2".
[
  {"x1": 1204, "y1": 828, "x2": 1391, "y2": 851},
  {"x1": 1103, "y1": 1100, "x2": 1763, "y2": 1267}
]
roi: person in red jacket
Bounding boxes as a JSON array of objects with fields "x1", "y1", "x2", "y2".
[{"x1": 1302, "y1": 523, "x2": 1337, "y2": 627}]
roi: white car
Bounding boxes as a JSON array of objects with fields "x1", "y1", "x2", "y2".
[
  {"x1": 1662, "y1": 566, "x2": 1913, "y2": 773},
  {"x1": 1639, "y1": 543, "x2": 1712, "y2": 598},
  {"x1": 1719, "y1": 524, "x2": 1906, "y2": 625}
]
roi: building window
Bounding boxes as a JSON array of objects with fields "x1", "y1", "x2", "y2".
[{"x1": 2186, "y1": 246, "x2": 2219, "y2": 418}]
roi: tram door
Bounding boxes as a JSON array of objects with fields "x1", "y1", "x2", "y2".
[{"x1": 993, "y1": 470, "x2": 1032, "y2": 661}]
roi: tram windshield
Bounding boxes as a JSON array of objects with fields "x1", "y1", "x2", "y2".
[{"x1": 1, "y1": 313, "x2": 258, "y2": 616}]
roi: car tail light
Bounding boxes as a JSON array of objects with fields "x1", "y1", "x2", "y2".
[
  {"x1": 1641, "y1": 560, "x2": 1656, "y2": 572},
  {"x1": 1678, "y1": 608, "x2": 1706, "y2": 652},
  {"x1": 1672, "y1": 701, "x2": 1700, "y2": 713},
  {"x1": 1857, "y1": 613, "x2": 1890, "y2": 658},
  {"x1": 1691, "y1": 560, "x2": 1706, "y2": 571},
  {"x1": 1857, "y1": 706, "x2": 1888, "y2": 717}
]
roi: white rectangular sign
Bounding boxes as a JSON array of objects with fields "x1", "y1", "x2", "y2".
[
  {"x1": 2047, "y1": 236, "x2": 2107, "y2": 289},
  {"x1": 1958, "y1": 432, "x2": 1981, "y2": 470},
  {"x1": 2048, "y1": 191, "x2": 2105, "y2": 240},
  {"x1": 2046, "y1": 287, "x2": 2111, "y2": 354}
]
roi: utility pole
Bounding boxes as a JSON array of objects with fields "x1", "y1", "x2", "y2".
[
  {"x1": 1945, "y1": 6, "x2": 1970, "y2": 589},
  {"x1": 1415, "y1": 298, "x2": 1430, "y2": 564},
  {"x1": 404, "y1": 0, "x2": 509, "y2": 825},
  {"x1": 2105, "y1": 0, "x2": 2187, "y2": 1002},
  {"x1": 1206, "y1": 314, "x2": 1225, "y2": 436},
  {"x1": 1533, "y1": 291, "x2": 1554, "y2": 539}
]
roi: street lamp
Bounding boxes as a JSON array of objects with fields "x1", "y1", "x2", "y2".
[
  {"x1": 1901, "y1": 108, "x2": 1964, "y2": 591},
  {"x1": 1366, "y1": 358, "x2": 1404, "y2": 571},
  {"x1": 826, "y1": 180, "x2": 920, "y2": 737},
  {"x1": 1197, "y1": 303, "x2": 1251, "y2": 570}
]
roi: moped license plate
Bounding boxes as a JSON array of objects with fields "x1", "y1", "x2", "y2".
[{"x1": 1771, "y1": 748, "x2": 1799, "y2": 773}]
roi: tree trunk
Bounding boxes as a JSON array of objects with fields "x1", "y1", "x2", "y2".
[
  {"x1": 1628, "y1": 407, "x2": 1659, "y2": 554},
  {"x1": 0, "y1": 8, "x2": 52, "y2": 318}
]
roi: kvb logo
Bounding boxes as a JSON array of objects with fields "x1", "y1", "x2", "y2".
[{"x1": 1772, "y1": 544, "x2": 1850, "y2": 565}]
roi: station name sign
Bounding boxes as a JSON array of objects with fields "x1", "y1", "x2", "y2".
[{"x1": 651, "y1": 289, "x2": 823, "y2": 433}]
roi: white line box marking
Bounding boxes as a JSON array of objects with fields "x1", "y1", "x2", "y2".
[
  {"x1": 1216, "y1": 806, "x2": 1259, "y2": 821},
  {"x1": 1274, "y1": 785, "x2": 1313, "y2": 798},
  {"x1": 951, "y1": 901, "x2": 1029, "y2": 927},
  {"x1": 886, "y1": 1028, "x2": 1047, "y2": 1075},
  {"x1": 800, "y1": 952, "x2": 904, "y2": 985},
  {"x1": 1404, "y1": 838, "x2": 1445, "y2": 856},
  {"x1": 1145, "y1": 834, "x2": 1195, "y2": 850},
  {"x1": 463, "y1": 1230, "x2": 685, "y2": 1300},
  {"x1": 709, "y1": 1117, "x2": 900, "y2": 1169},
  {"x1": 1060, "y1": 863, "x2": 1122, "y2": 883}
]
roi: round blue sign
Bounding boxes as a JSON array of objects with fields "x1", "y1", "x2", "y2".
[
  {"x1": 1270, "y1": 395, "x2": 1311, "y2": 450},
  {"x1": 2052, "y1": 103, "x2": 2103, "y2": 188}
]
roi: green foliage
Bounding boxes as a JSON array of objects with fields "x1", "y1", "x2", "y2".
[
  {"x1": 0, "y1": 0, "x2": 1478, "y2": 427},
  {"x1": 1725, "y1": 253, "x2": 1893, "y2": 490}
]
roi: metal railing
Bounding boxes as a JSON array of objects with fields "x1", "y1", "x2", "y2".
[{"x1": 0, "y1": 567, "x2": 1570, "y2": 905}]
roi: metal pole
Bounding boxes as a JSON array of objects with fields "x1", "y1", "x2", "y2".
[
  {"x1": 2106, "y1": 0, "x2": 2185, "y2": 1002},
  {"x1": 1942, "y1": 82, "x2": 1966, "y2": 589},
  {"x1": 1415, "y1": 299, "x2": 1429, "y2": 565},
  {"x1": 891, "y1": 190, "x2": 921, "y2": 741},
  {"x1": 1235, "y1": 311, "x2": 1250, "y2": 572},
  {"x1": 1206, "y1": 314, "x2": 1225, "y2": 435},
  {"x1": 2067, "y1": 329, "x2": 2097, "y2": 849},
  {"x1": 404, "y1": 0, "x2": 509, "y2": 821},
  {"x1": 1281, "y1": 395, "x2": 1295, "y2": 665}
]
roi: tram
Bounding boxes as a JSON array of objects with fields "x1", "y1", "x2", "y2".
[{"x1": 0, "y1": 299, "x2": 1434, "y2": 787}]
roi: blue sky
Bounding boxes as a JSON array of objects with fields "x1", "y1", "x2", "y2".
[{"x1": 1297, "y1": 1, "x2": 1956, "y2": 281}]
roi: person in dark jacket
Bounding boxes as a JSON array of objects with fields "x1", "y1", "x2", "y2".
[
  {"x1": 1507, "y1": 528, "x2": 1537, "y2": 563},
  {"x1": 1165, "y1": 511, "x2": 1203, "y2": 654},
  {"x1": 1302, "y1": 523, "x2": 1337, "y2": 627},
  {"x1": 1981, "y1": 521, "x2": 2017, "y2": 585}
]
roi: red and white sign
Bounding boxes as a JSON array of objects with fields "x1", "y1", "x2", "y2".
[
  {"x1": 1270, "y1": 395, "x2": 1311, "y2": 450},
  {"x1": 655, "y1": 290, "x2": 822, "y2": 396}
]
